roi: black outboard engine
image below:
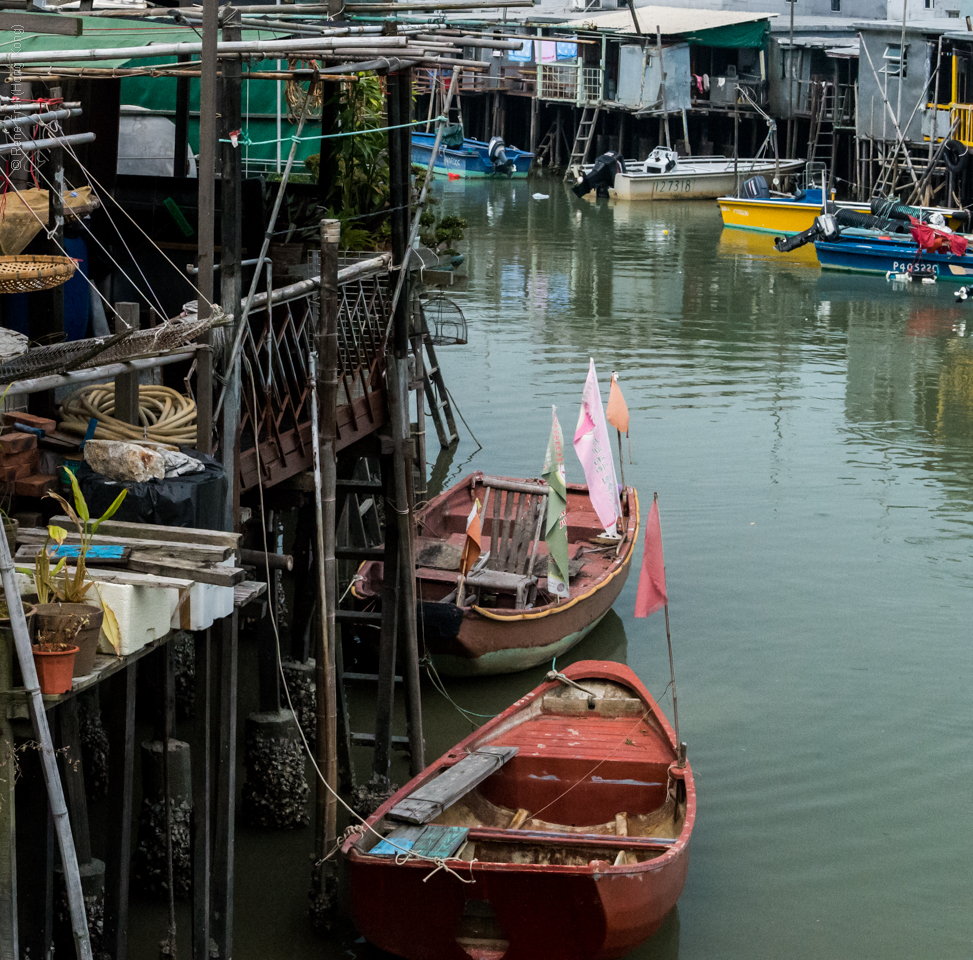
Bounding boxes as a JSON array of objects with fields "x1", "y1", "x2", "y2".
[
  {"x1": 774, "y1": 213, "x2": 840, "y2": 253},
  {"x1": 743, "y1": 175, "x2": 771, "y2": 200},
  {"x1": 572, "y1": 151, "x2": 626, "y2": 198},
  {"x1": 487, "y1": 136, "x2": 515, "y2": 176}
]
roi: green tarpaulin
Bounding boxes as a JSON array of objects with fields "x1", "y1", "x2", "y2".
[
  {"x1": 684, "y1": 20, "x2": 769, "y2": 49},
  {"x1": 0, "y1": 14, "x2": 307, "y2": 171}
]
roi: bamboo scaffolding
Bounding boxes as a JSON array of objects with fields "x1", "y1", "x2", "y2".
[
  {"x1": 0, "y1": 34, "x2": 412, "y2": 66},
  {"x1": 0, "y1": 531, "x2": 94, "y2": 960}
]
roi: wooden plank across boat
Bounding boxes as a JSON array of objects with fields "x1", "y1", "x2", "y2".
[
  {"x1": 352, "y1": 471, "x2": 639, "y2": 676},
  {"x1": 342, "y1": 660, "x2": 696, "y2": 960}
]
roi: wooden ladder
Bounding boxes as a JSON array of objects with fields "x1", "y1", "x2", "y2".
[
  {"x1": 414, "y1": 306, "x2": 459, "y2": 448},
  {"x1": 564, "y1": 105, "x2": 601, "y2": 181},
  {"x1": 534, "y1": 120, "x2": 556, "y2": 166}
]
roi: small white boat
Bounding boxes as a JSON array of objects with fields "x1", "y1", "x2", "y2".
[{"x1": 580, "y1": 147, "x2": 805, "y2": 201}]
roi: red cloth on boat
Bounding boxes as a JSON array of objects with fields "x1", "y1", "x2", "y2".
[
  {"x1": 909, "y1": 217, "x2": 969, "y2": 256},
  {"x1": 634, "y1": 499, "x2": 667, "y2": 618}
]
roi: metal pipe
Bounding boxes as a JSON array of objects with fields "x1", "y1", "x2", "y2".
[
  {"x1": 2, "y1": 346, "x2": 197, "y2": 396},
  {"x1": 0, "y1": 34, "x2": 410, "y2": 66},
  {"x1": 0, "y1": 106, "x2": 80, "y2": 130},
  {"x1": 0, "y1": 100, "x2": 80, "y2": 113},
  {"x1": 0, "y1": 131, "x2": 94, "y2": 156}
]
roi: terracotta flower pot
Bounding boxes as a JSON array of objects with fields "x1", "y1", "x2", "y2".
[
  {"x1": 33, "y1": 603, "x2": 104, "y2": 678},
  {"x1": 31, "y1": 642, "x2": 79, "y2": 695}
]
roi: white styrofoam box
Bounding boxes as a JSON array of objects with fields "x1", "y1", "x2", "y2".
[
  {"x1": 170, "y1": 581, "x2": 234, "y2": 632},
  {"x1": 96, "y1": 581, "x2": 181, "y2": 656}
]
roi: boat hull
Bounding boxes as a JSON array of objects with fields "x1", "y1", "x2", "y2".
[
  {"x1": 356, "y1": 479, "x2": 640, "y2": 677},
  {"x1": 412, "y1": 133, "x2": 533, "y2": 179},
  {"x1": 718, "y1": 196, "x2": 844, "y2": 234},
  {"x1": 346, "y1": 847, "x2": 689, "y2": 960},
  {"x1": 610, "y1": 159, "x2": 805, "y2": 201},
  {"x1": 343, "y1": 661, "x2": 696, "y2": 960},
  {"x1": 815, "y1": 236, "x2": 973, "y2": 280}
]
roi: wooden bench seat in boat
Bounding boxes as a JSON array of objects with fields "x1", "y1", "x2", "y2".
[{"x1": 388, "y1": 746, "x2": 518, "y2": 825}]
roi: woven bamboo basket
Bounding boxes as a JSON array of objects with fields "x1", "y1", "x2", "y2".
[{"x1": 0, "y1": 256, "x2": 77, "y2": 294}]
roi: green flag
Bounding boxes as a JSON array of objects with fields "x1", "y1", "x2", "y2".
[{"x1": 542, "y1": 406, "x2": 570, "y2": 600}]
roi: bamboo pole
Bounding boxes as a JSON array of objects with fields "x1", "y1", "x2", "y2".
[
  {"x1": 655, "y1": 492, "x2": 679, "y2": 749},
  {"x1": 313, "y1": 218, "x2": 341, "y2": 867},
  {"x1": 214, "y1": 78, "x2": 314, "y2": 419},
  {"x1": 196, "y1": 0, "x2": 217, "y2": 458},
  {"x1": 380, "y1": 67, "x2": 462, "y2": 354},
  {"x1": 0, "y1": 34, "x2": 412, "y2": 66},
  {"x1": 0, "y1": 530, "x2": 93, "y2": 960}
]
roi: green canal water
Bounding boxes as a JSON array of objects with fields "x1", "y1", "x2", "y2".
[{"x1": 134, "y1": 183, "x2": 973, "y2": 959}]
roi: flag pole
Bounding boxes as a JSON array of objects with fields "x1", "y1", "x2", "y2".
[{"x1": 657, "y1": 491, "x2": 680, "y2": 749}]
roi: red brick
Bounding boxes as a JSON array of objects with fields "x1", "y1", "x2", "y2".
[
  {"x1": 0, "y1": 431, "x2": 38, "y2": 455},
  {"x1": 14, "y1": 474, "x2": 57, "y2": 498},
  {"x1": 2, "y1": 412, "x2": 56, "y2": 435},
  {"x1": 0, "y1": 461, "x2": 31, "y2": 482},
  {"x1": 0, "y1": 448, "x2": 40, "y2": 468}
]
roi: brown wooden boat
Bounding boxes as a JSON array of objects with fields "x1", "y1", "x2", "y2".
[
  {"x1": 341, "y1": 659, "x2": 695, "y2": 960},
  {"x1": 353, "y1": 472, "x2": 639, "y2": 676}
]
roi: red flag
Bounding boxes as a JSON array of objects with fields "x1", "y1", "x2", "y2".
[{"x1": 634, "y1": 497, "x2": 667, "y2": 618}]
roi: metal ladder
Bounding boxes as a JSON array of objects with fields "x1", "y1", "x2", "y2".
[{"x1": 564, "y1": 105, "x2": 601, "y2": 181}]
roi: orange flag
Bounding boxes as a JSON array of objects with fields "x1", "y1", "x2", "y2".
[
  {"x1": 460, "y1": 499, "x2": 482, "y2": 575},
  {"x1": 606, "y1": 372, "x2": 629, "y2": 435},
  {"x1": 634, "y1": 496, "x2": 667, "y2": 618}
]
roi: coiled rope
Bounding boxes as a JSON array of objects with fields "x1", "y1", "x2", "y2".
[{"x1": 59, "y1": 384, "x2": 197, "y2": 445}]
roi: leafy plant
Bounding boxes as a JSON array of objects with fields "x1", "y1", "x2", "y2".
[{"x1": 33, "y1": 468, "x2": 127, "y2": 653}]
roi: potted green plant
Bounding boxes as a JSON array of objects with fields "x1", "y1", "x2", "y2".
[{"x1": 31, "y1": 468, "x2": 126, "y2": 676}]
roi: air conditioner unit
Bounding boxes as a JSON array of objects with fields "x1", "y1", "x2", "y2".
[{"x1": 571, "y1": 0, "x2": 602, "y2": 10}]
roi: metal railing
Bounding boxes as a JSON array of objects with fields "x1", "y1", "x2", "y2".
[
  {"x1": 537, "y1": 61, "x2": 603, "y2": 105},
  {"x1": 949, "y1": 103, "x2": 973, "y2": 146}
]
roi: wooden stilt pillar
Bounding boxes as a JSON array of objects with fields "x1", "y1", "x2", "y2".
[
  {"x1": 102, "y1": 664, "x2": 137, "y2": 960},
  {"x1": 191, "y1": 631, "x2": 211, "y2": 960},
  {"x1": 210, "y1": 612, "x2": 239, "y2": 959},
  {"x1": 372, "y1": 451, "x2": 400, "y2": 779}
]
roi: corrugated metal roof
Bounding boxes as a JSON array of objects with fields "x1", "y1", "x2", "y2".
[{"x1": 560, "y1": 5, "x2": 777, "y2": 36}]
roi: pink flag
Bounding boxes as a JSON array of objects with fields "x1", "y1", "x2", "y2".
[
  {"x1": 635, "y1": 498, "x2": 668, "y2": 618},
  {"x1": 573, "y1": 359, "x2": 620, "y2": 534}
]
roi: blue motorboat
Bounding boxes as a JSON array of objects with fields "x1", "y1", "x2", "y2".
[
  {"x1": 814, "y1": 232, "x2": 973, "y2": 281},
  {"x1": 411, "y1": 131, "x2": 533, "y2": 179}
]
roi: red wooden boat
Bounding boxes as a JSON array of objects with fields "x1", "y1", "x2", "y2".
[
  {"x1": 353, "y1": 472, "x2": 639, "y2": 676},
  {"x1": 341, "y1": 660, "x2": 695, "y2": 960}
]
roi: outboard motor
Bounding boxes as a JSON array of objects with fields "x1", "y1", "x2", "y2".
[
  {"x1": 774, "y1": 213, "x2": 840, "y2": 253},
  {"x1": 487, "y1": 136, "x2": 515, "y2": 177},
  {"x1": 643, "y1": 147, "x2": 678, "y2": 175},
  {"x1": 743, "y1": 175, "x2": 771, "y2": 200},
  {"x1": 572, "y1": 151, "x2": 626, "y2": 198}
]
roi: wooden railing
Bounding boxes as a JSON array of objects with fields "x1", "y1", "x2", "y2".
[{"x1": 238, "y1": 257, "x2": 391, "y2": 492}]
